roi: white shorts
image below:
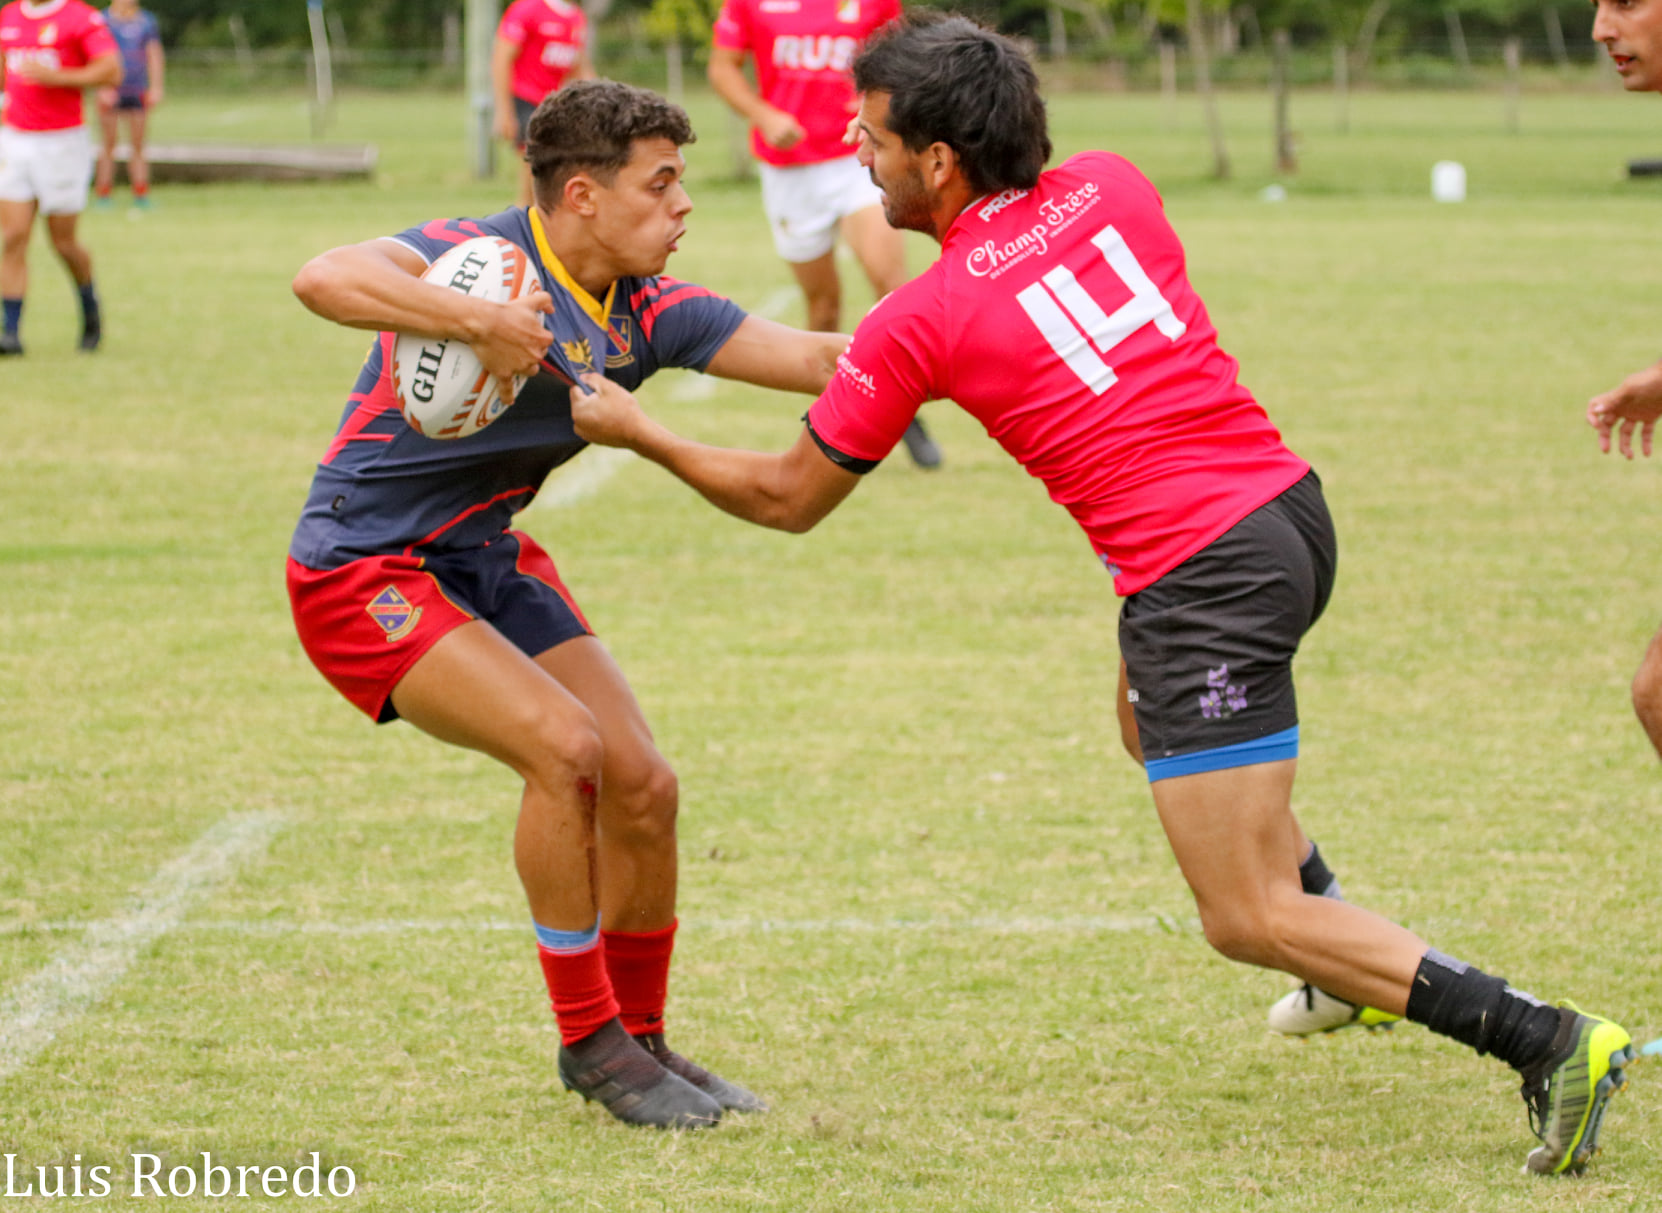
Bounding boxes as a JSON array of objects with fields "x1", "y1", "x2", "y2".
[
  {"x1": 0, "y1": 125, "x2": 94, "y2": 214},
  {"x1": 758, "y1": 155, "x2": 884, "y2": 263}
]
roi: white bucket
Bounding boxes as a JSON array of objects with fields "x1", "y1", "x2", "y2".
[{"x1": 1431, "y1": 161, "x2": 1467, "y2": 203}]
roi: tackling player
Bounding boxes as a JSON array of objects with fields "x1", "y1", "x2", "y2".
[
  {"x1": 493, "y1": 0, "x2": 593, "y2": 209},
  {"x1": 0, "y1": 0, "x2": 121, "y2": 355},
  {"x1": 708, "y1": 0, "x2": 942, "y2": 469},
  {"x1": 93, "y1": 0, "x2": 163, "y2": 209},
  {"x1": 289, "y1": 80, "x2": 845, "y2": 1131},
  {"x1": 1585, "y1": 0, "x2": 1662, "y2": 760},
  {"x1": 572, "y1": 13, "x2": 1636, "y2": 1174}
]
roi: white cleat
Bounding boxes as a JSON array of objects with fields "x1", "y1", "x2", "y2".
[{"x1": 1268, "y1": 984, "x2": 1402, "y2": 1035}]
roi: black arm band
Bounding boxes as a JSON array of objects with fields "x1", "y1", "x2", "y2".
[{"x1": 804, "y1": 415, "x2": 881, "y2": 475}]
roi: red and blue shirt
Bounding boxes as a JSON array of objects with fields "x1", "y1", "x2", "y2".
[
  {"x1": 807, "y1": 152, "x2": 1311, "y2": 596},
  {"x1": 105, "y1": 5, "x2": 158, "y2": 101},
  {"x1": 290, "y1": 207, "x2": 746, "y2": 571}
]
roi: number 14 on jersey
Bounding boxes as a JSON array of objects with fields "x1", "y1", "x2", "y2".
[{"x1": 1015, "y1": 223, "x2": 1187, "y2": 395}]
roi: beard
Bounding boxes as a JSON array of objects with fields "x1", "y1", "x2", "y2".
[{"x1": 877, "y1": 164, "x2": 932, "y2": 235}]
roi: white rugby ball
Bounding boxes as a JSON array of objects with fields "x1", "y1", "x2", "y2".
[{"x1": 392, "y1": 236, "x2": 538, "y2": 440}]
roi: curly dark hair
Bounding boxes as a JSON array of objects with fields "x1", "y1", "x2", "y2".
[
  {"x1": 853, "y1": 11, "x2": 1051, "y2": 195},
  {"x1": 525, "y1": 80, "x2": 696, "y2": 206}
]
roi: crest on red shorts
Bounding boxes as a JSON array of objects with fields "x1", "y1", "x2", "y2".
[{"x1": 366, "y1": 585, "x2": 422, "y2": 642}]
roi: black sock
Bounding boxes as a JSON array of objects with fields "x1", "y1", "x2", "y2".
[
  {"x1": 1404, "y1": 950, "x2": 1563, "y2": 1071},
  {"x1": 1299, "y1": 841, "x2": 1342, "y2": 899},
  {"x1": 78, "y1": 282, "x2": 100, "y2": 332}
]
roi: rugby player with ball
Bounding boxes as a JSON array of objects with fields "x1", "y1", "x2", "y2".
[{"x1": 287, "y1": 80, "x2": 847, "y2": 1131}]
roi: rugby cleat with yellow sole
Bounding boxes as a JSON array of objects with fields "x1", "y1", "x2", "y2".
[{"x1": 1520, "y1": 1003, "x2": 1635, "y2": 1176}]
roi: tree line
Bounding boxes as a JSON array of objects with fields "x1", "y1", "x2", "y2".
[{"x1": 135, "y1": 0, "x2": 1596, "y2": 65}]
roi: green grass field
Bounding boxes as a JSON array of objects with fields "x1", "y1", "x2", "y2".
[{"x1": 2, "y1": 83, "x2": 1660, "y2": 1210}]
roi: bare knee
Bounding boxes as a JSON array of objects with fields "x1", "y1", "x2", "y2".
[
  {"x1": 1633, "y1": 651, "x2": 1662, "y2": 757},
  {"x1": 1196, "y1": 894, "x2": 1298, "y2": 971},
  {"x1": 1633, "y1": 651, "x2": 1662, "y2": 717},
  {"x1": 602, "y1": 755, "x2": 679, "y2": 846},
  {"x1": 49, "y1": 233, "x2": 82, "y2": 263},
  {"x1": 1199, "y1": 912, "x2": 1271, "y2": 968},
  {"x1": 521, "y1": 708, "x2": 605, "y2": 794},
  {"x1": 1634, "y1": 667, "x2": 1658, "y2": 719}
]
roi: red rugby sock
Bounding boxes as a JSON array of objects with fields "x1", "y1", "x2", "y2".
[
  {"x1": 537, "y1": 942, "x2": 620, "y2": 1046},
  {"x1": 603, "y1": 920, "x2": 677, "y2": 1037}
]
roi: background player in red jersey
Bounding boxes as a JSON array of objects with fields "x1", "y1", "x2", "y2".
[
  {"x1": 573, "y1": 13, "x2": 1636, "y2": 1175},
  {"x1": 290, "y1": 80, "x2": 847, "y2": 1131},
  {"x1": 708, "y1": 0, "x2": 941, "y2": 468},
  {"x1": 1585, "y1": 0, "x2": 1662, "y2": 760},
  {"x1": 493, "y1": 0, "x2": 593, "y2": 208},
  {"x1": 0, "y1": 0, "x2": 121, "y2": 354}
]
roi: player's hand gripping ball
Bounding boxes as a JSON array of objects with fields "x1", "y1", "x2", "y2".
[{"x1": 392, "y1": 237, "x2": 538, "y2": 439}]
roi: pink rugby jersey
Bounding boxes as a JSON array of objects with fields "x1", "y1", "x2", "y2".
[
  {"x1": 0, "y1": 0, "x2": 116, "y2": 131},
  {"x1": 498, "y1": 0, "x2": 587, "y2": 106},
  {"x1": 806, "y1": 151, "x2": 1311, "y2": 596},
  {"x1": 711, "y1": 0, "x2": 900, "y2": 168}
]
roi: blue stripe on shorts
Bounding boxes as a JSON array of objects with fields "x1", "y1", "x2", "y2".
[{"x1": 1145, "y1": 725, "x2": 1300, "y2": 783}]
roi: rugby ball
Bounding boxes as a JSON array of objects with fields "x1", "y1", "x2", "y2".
[{"x1": 392, "y1": 236, "x2": 539, "y2": 440}]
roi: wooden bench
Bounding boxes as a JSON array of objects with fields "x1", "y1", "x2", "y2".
[{"x1": 107, "y1": 141, "x2": 377, "y2": 184}]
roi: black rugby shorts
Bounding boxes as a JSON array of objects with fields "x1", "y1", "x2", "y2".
[{"x1": 1118, "y1": 469, "x2": 1336, "y2": 781}]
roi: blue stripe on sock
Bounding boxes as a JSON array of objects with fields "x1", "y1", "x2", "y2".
[
  {"x1": 1145, "y1": 725, "x2": 1300, "y2": 783},
  {"x1": 534, "y1": 914, "x2": 601, "y2": 954}
]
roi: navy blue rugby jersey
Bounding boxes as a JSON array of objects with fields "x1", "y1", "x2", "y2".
[{"x1": 290, "y1": 207, "x2": 746, "y2": 570}]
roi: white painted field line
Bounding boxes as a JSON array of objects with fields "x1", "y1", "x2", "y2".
[
  {"x1": 536, "y1": 445, "x2": 637, "y2": 509},
  {"x1": 752, "y1": 285, "x2": 801, "y2": 319},
  {"x1": 535, "y1": 284, "x2": 801, "y2": 511},
  {"x1": 0, "y1": 812, "x2": 282, "y2": 1081},
  {"x1": 0, "y1": 912, "x2": 1196, "y2": 939}
]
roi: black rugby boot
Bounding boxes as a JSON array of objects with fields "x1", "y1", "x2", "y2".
[{"x1": 558, "y1": 1019, "x2": 723, "y2": 1130}]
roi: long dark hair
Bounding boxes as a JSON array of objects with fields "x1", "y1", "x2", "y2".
[{"x1": 853, "y1": 12, "x2": 1051, "y2": 195}]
